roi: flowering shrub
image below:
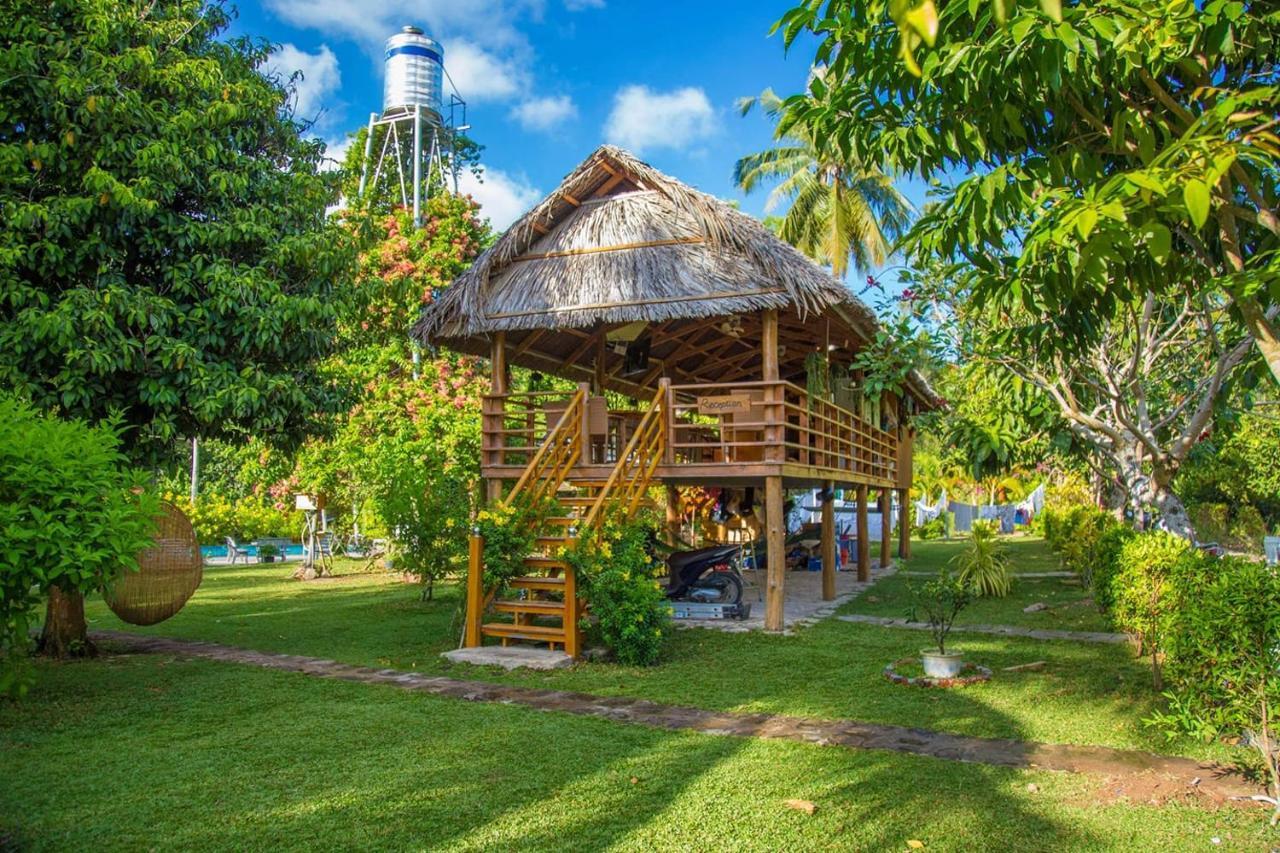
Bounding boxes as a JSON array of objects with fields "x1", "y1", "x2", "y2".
[
  {"x1": 168, "y1": 492, "x2": 300, "y2": 543},
  {"x1": 568, "y1": 513, "x2": 671, "y2": 666},
  {"x1": 475, "y1": 496, "x2": 551, "y2": 592}
]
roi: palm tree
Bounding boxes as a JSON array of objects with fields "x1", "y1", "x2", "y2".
[{"x1": 734, "y1": 88, "x2": 912, "y2": 278}]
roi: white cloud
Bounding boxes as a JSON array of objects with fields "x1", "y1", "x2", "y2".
[
  {"x1": 458, "y1": 167, "x2": 541, "y2": 230},
  {"x1": 268, "y1": 43, "x2": 342, "y2": 122},
  {"x1": 262, "y1": 1, "x2": 547, "y2": 106},
  {"x1": 603, "y1": 85, "x2": 717, "y2": 154},
  {"x1": 320, "y1": 135, "x2": 355, "y2": 172},
  {"x1": 565, "y1": 0, "x2": 605, "y2": 9},
  {"x1": 445, "y1": 41, "x2": 525, "y2": 102},
  {"x1": 510, "y1": 95, "x2": 578, "y2": 132}
]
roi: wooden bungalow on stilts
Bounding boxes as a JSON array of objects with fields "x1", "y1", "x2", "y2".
[{"x1": 413, "y1": 145, "x2": 941, "y2": 656}]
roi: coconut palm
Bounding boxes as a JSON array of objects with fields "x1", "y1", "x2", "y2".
[{"x1": 734, "y1": 88, "x2": 912, "y2": 278}]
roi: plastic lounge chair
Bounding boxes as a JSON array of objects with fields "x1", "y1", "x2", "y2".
[{"x1": 225, "y1": 537, "x2": 250, "y2": 565}]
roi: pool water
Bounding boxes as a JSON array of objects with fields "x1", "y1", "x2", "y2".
[{"x1": 200, "y1": 543, "x2": 305, "y2": 559}]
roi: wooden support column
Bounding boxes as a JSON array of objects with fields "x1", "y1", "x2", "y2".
[
  {"x1": 465, "y1": 531, "x2": 484, "y2": 647},
  {"x1": 856, "y1": 484, "x2": 870, "y2": 582},
  {"x1": 665, "y1": 484, "x2": 681, "y2": 544},
  {"x1": 879, "y1": 488, "x2": 893, "y2": 568},
  {"x1": 821, "y1": 481, "x2": 836, "y2": 601},
  {"x1": 761, "y1": 309, "x2": 782, "y2": 462},
  {"x1": 764, "y1": 475, "x2": 786, "y2": 631},
  {"x1": 898, "y1": 487, "x2": 911, "y2": 560},
  {"x1": 594, "y1": 326, "x2": 607, "y2": 394}
]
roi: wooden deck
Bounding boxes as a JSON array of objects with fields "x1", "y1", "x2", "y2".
[{"x1": 481, "y1": 379, "x2": 908, "y2": 491}]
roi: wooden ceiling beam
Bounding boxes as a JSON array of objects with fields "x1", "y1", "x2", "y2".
[{"x1": 511, "y1": 328, "x2": 546, "y2": 358}]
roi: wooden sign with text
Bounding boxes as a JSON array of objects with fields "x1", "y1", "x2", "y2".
[{"x1": 697, "y1": 394, "x2": 752, "y2": 415}]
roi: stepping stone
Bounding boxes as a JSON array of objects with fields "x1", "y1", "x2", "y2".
[{"x1": 441, "y1": 646, "x2": 573, "y2": 670}]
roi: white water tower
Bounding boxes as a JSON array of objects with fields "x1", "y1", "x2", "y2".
[{"x1": 357, "y1": 26, "x2": 468, "y2": 225}]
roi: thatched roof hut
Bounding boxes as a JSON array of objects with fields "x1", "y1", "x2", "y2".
[{"x1": 413, "y1": 145, "x2": 940, "y2": 409}]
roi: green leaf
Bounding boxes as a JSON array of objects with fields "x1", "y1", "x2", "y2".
[
  {"x1": 1075, "y1": 207, "x2": 1098, "y2": 240},
  {"x1": 1142, "y1": 222, "x2": 1171, "y2": 263},
  {"x1": 1183, "y1": 180, "x2": 1211, "y2": 228},
  {"x1": 1038, "y1": 0, "x2": 1062, "y2": 21}
]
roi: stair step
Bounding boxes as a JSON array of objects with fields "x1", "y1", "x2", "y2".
[
  {"x1": 481, "y1": 622, "x2": 566, "y2": 641},
  {"x1": 535, "y1": 536, "x2": 571, "y2": 548},
  {"x1": 545, "y1": 516, "x2": 580, "y2": 526},
  {"x1": 523, "y1": 556, "x2": 570, "y2": 570},
  {"x1": 492, "y1": 599, "x2": 566, "y2": 616},
  {"x1": 559, "y1": 496, "x2": 599, "y2": 507},
  {"x1": 510, "y1": 575, "x2": 565, "y2": 591}
]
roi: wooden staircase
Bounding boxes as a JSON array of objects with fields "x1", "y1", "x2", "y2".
[{"x1": 465, "y1": 383, "x2": 668, "y2": 658}]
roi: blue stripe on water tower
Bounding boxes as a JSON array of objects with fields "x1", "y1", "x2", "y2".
[{"x1": 385, "y1": 45, "x2": 441, "y2": 62}]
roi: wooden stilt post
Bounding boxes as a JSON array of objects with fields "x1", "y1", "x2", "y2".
[
  {"x1": 856, "y1": 484, "x2": 870, "y2": 582},
  {"x1": 764, "y1": 475, "x2": 786, "y2": 631},
  {"x1": 879, "y1": 488, "x2": 892, "y2": 568},
  {"x1": 465, "y1": 530, "x2": 484, "y2": 647},
  {"x1": 898, "y1": 487, "x2": 911, "y2": 560},
  {"x1": 665, "y1": 484, "x2": 681, "y2": 545},
  {"x1": 761, "y1": 309, "x2": 781, "y2": 462},
  {"x1": 821, "y1": 480, "x2": 836, "y2": 601}
]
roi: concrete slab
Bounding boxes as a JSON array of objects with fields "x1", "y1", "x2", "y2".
[{"x1": 441, "y1": 646, "x2": 573, "y2": 670}]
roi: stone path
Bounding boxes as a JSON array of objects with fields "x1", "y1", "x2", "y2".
[
  {"x1": 93, "y1": 630, "x2": 1252, "y2": 801},
  {"x1": 837, "y1": 614, "x2": 1130, "y2": 644}
]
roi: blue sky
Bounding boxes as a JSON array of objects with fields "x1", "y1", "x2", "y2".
[{"x1": 241, "y1": 0, "x2": 926, "y2": 292}]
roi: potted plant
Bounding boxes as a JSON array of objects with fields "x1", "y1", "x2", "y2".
[
  {"x1": 257, "y1": 543, "x2": 280, "y2": 564},
  {"x1": 909, "y1": 571, "x2": 972, "y2": 677},
  {"x1": 1264, "y1": 524, "x2": 1279, "y2": 567}
]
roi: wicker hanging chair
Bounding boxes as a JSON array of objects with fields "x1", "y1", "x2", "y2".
[{"x1": 106, "y1": 501, "x2": 203, "y2": 626}]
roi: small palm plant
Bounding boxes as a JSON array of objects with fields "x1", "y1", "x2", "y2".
[{"x1": 950, "y1": 521, "x2": 1012, "y2": 597}]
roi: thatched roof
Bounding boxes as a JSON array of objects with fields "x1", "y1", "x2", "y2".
[{"x1": 413, "y1": 145, "x2": 941, "y2": 409}]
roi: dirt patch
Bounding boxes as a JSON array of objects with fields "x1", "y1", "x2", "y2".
[{"x1": 1086, "y1": 769, "x2": 1266, "y2": 812}]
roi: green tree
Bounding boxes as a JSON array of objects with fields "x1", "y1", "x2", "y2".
[
  {"x1": 0, "y1": 0, "x2": 354, "y2": 463},
  {"x1": 773, "y1": 0, "x2": 1280, "y2": 383},
  {"x1": 734, "y1": 85, "x2": 911, "y2": 277},
  {"x1": 0, "y1": 394, "x2": 159, "y2": 690}
]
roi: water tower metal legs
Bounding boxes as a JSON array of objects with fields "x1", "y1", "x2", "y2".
[{"x1": 412, "y1": 105, "x2": 422, "y2": 227}]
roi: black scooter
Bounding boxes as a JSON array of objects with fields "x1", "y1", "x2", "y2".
[{"x1": 662, "y1": 543, "x2": 746, "y2": 607}]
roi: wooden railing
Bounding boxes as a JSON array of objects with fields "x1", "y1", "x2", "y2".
[
  {"x1": 481, "y1": 388, "x2": 583, "y2": 469},
  {"x1": 497, "y1": 386, "x2": 586, "y2": 507},
  {"x1": 664, "y1": 380, "x2": 897, "y2": 483},
  {"x1": 581, "y1": 383, "x2": 667, "y2": 530}
]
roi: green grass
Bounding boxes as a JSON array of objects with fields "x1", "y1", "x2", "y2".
[
  {"x1": 843, "y1": 535, "x2": 1116, "y2": 634},
  {"x1": 2, "y1": 654, "x2": 1271, "y2": 851},
  {"x1": 79, "y1": 544, "x2": 1220, "y2": 760}
]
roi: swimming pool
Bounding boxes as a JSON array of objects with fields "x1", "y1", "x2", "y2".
[{"x1": 200, "y1": 543, "x2": 305, "y2": 559}]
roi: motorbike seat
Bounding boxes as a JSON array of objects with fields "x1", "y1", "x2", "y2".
[{"x1": 666, "y1": 544, "x2": 740, "y2": 572}]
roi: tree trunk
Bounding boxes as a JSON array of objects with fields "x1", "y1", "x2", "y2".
[
  {"x1": 1115, "y1": 445, "x2": 1194, "y2": 540},
  {"x1": 1234, "y1": 295, "x2": 1280, "y2": 386},
  {"x1": 37, "y1": 586, "x2": 94, "y2": 658}
]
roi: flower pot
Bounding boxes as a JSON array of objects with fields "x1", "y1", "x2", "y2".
[
  {"x1": 259, "y1": 555, "x2": 276, "y2": 563},
  {"x1": 921, "y1": 649, "x2": 964, "y2": 678}
]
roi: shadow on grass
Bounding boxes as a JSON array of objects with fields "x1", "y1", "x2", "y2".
[{"x1": 0, "y1": 655, "x2": 1103, "y2": 850}]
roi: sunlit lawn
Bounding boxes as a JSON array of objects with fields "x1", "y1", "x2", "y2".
[{"x1": 2, "y1": 537, "x2": 1268, "y2": 849}]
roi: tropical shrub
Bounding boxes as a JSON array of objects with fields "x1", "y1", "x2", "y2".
[
  {"x1": 378, "y1": 465, "x2": 469, "y2": 600},
  {"x1": 0, "y1": 396, "x2": 159, "y2": 695},
  {"x1": 1228, "y1": 505, "x2": 1268, "y2": 554},
  {"x1": 1090, "y1": 523, "x2": 1136, "y2": 614},
  {"x1": 1110, "y1": 532, "x2": 1211, "y2": 689},
  {"x1": 1058, "y1": 507, "x2": 1116, "y2": 587},
  {"x1": 949, "y1": 521, "x2": 1011, "y2": 598},
  {"x1": 1188, "y1": 502, "x2": 1230, "y2": 544},
  {"x1": 908, "y1": 571, "x2": 971, "y2": 655},
  {"x1": 1151, "y1": 558, "x2": 1280, "y2": 825},
  {"x1": 914, "y1": 516, "x2": 945, "y2": 540},
  {"x1": 168, "y1": 493, "x2": 300, "y2": 543},
  {"x1": 569, "y1": 514, "x2": 671, "y2": 666},
  {"x1": 475, "y1": 496, "x2": 552, "y2": 593},
  {"x1": 940, "y1": 509, "x2": 955, "y2": 539}
]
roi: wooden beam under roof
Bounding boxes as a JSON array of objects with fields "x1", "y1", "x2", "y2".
[{"x1": 511, "y1": 328, "x2": 546, "y2": 358}]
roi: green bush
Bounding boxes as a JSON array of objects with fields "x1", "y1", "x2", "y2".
[
  {"x1": 1228, "y1": 504, "x2": 1268, "y2": 553},
  {"x1": 169, "y1": 492, "x2": 300, "y2": 543},
  {"x1": 0, "y1": 396, "x2": 159, "y2": 697},
  {"x1": 1187, "y1": 502, "x2": 1230, "y2": 544},
  {"x1": 1151, "y1": 557, "x2": 1280, "y2": 824},
  {"x1": 1090, "y1": 523, "x2": 1136, "y2": 614},
  {"x1": 570, "y1": 514, "x2": 671, "y2": 666},
  {"x1": 941, "y1": 510, "x2": 955, "y2": 539},
  {"x1": 475, "y1": 496, "x2": 551, "y2": 593},
  {"x1": 1058, "y1": 507, "x2": 1114, "y2": 584},
  {"x1": 907, "y1": 570, "x2": 972, "y2": 655},
  {"x1": 949, "y1": 521, "x2": 1012, "y2": 597},
  {"x1": 1110, "y1": 532, "x2": 1211, "y2": 688},
  {"x1": 914, "y1": 515, "x2": 945, "y2": 540}
]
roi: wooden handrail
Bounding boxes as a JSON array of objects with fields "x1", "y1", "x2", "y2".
[
  {"x1": 580, "y1": 385, "x2": 666, "y2": 531},
  {"x1": 504, "y1": 386, "x2": 586, "y2": 507}
]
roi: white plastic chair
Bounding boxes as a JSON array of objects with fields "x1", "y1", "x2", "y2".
[{"x1": 225, "y1": 537, "x2": 250, "y2": 565}]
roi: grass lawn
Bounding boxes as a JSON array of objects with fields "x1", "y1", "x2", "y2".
[
  {"x1": 841, "y1": 535, "x2": 1116, "y2": 634},
  {"x1": 75, "y1": 540, "x2": 1221, "y2": 761},
  {"x1": 2, "y1": 654, "x2": 1271, "y2": 852}
]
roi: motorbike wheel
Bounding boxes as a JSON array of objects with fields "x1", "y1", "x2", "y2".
[{"x1": 695, "y1": 570, "x2": 743, "y2": 605}]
